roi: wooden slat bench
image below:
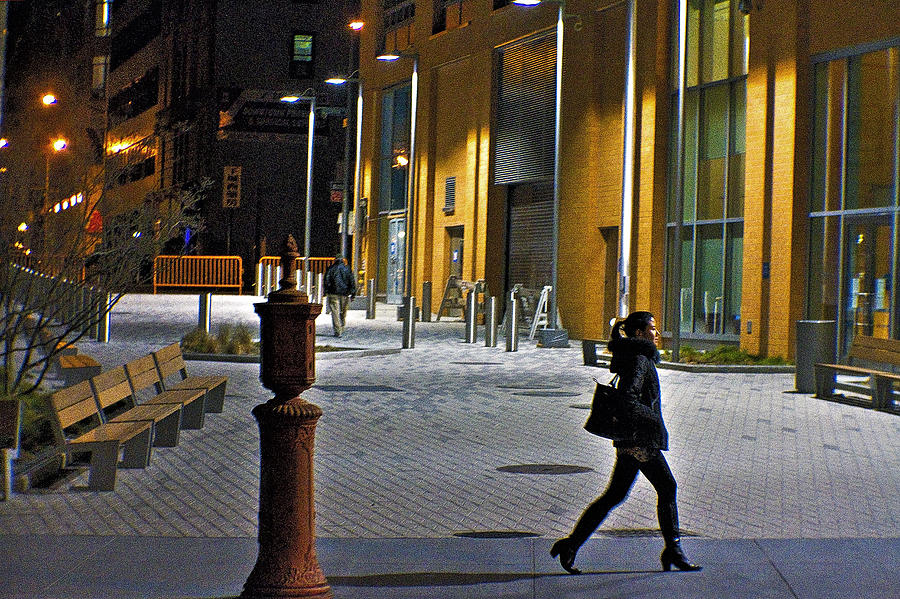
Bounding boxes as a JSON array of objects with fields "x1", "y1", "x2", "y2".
[
  {"x1": 59, "y1": 354, "x2": 102, "y2": 387},
  {"x1": 90, "y1": 367, "x2": 183, "y2": 448},
  {"x1": 153, "y1": 343, "x2": 227, "y2": 413},
  {"x1": 815, "y1": 335, "x2": 900, "y2": 411},
  {"x1": 46, "y1": 381, "x2": 152, "y2": 491},
  {"x1": 124, "y1": 355, "x2": 207, "y2": 429}
]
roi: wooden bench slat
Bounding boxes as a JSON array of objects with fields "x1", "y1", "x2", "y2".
[
  {"x1": 816, "y1": 335, "x2": 900, "y2": 412},
  {"x1": 153, "y1": 343, "x2": 228, "y2": 413}
]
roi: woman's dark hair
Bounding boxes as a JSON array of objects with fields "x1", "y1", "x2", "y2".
[{"x1": 610, "y1": 311, "x2": 655, "y2": 342}]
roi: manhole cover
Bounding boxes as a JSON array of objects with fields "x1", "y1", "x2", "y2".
[
  {"x1": 314, "y1": 385, "x2": 402, "y2": 392},
  {"x1": 452, "y1": 361, "x2": 503, "y2": 365},
  {"x1": 497, "y1": 464, "x2": 593, "y2": 475},
  {"x1": 512, "y1": 391, "x2": 580, "y2": 397},
  {"x1": 497, "y1": 384, "x2": 562, "y2": 390},
  {"x1": 453, "y1": 531, "x2": 540, "y2": 539}
]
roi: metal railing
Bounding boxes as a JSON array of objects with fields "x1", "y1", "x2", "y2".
[{"x1": 153, "y1": 255, "x2": 243, "y2": 294}]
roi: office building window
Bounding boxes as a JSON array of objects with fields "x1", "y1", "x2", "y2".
[
  {"x1": 433, "y1": 0, "x2": 472, "y2": 35},
  {"x1": 808, "y1": 43, "x2": 900, "y2": 353},
  {"x1": 666, "y1": 0, "x2": 747, "y2": 337},
  {"x1": 95, "y1": 0, "x2": 111, "y2": 36},
  {"x1": 380, "y1": 0, "x2": 415, "y2": 55},
  {"x1": 290, "y1": 33, "x2": 314, "y2": 78},
  {"x1": 379, "y1": 83, "x2": 412, "y2": 213}
]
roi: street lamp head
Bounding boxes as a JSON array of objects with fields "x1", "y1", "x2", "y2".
[
  {"x1": 376, "y1": 52, "x2": 401, "y2": 61},
  {"x1": 42, "y1": 93, "x2": 58, "y2": 106},
  {"x1": 325, "y1": 71, "x2": 360, "y2": 85},
  {"x1": 52, "y1": 138, "x2": 68, "y2": 152},
  {"x1": 349, "y1": 20, "x2": 364, "y2": 31},
  {"x1": 0, "y1": 138, "x2": 8, "y2": 149},
  {"x1": 280, "y1": 88, "x2": 316, "y2": 103},
  {"x1": 512, "y1": 0, "x2": 543, "y2": 5}
]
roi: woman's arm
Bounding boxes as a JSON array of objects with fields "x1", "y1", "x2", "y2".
[{"x1": 616, "y1": 355, "x2": 660, "y2": 422}]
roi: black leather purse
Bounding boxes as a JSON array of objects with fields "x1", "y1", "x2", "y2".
[{"x1": 583, "y1": 374, "x2": 627, "y2": 441}]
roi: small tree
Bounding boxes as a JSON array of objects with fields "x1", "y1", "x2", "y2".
[{"x1": 0, "y1": 135, "x2": 206, "y2": 401}]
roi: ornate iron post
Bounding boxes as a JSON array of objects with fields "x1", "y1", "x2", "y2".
[{"x1": 242, "y1": 235, "x2": 331, "y2": 599}]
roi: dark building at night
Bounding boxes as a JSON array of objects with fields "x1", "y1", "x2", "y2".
[{"x1": 2, "y1": 0, "x2": 361, "y2": 288}]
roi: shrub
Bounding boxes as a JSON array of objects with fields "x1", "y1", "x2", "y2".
[
  {"x1": 675, "y1": 344, "x2": 791, "y2": 365},
  {"x1": 181, "y1": 323, "x2": 259, "y2": 355},
  {"x1": 181, "y1": 327, "x2": 219, "y2": 353}
]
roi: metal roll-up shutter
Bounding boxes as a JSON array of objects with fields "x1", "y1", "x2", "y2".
[
  {"x1": 506, "y1": 182, "x2": 553, "y2": 290},
  {"x1": 494, "y1": 32, "x2": 556, "y2": 185}
]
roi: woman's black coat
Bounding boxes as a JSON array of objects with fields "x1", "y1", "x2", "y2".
[{"x1": 608, "y1": 336, "x2": 669, "y2": 450}]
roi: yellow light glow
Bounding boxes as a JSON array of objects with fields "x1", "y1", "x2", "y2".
[
  {"x1": 394, "y1": 155, "x2": 409, "y2": 167},
  {"x1": 325, "y1": 77, "x2": 348, "y2": 85},
  {"x1": 376, "y1": 53, "x2": 400, "y2": 62},
  {"x1": 52, "y1": 138, "x2": 68, "y2": 152},
  {"x1": 42, "y1": 93, "x2": 58, "y2": 105},
  {"x1": 17, "y1": 222, "x2": 28, "y2": 232},
  {"x1": 0, "y1": 138, "x2": 8, "y2": 148},
  {"x1": 54, "y1": 203, "x2": 61, "y2": 213},
  {"x1": 24, "y1": 249, "x2": 31, "y2": 255},
  {"x1": 349, "y1": 20, "x2": 364, "y2": 31},
  {"x1": 62, "y1": 200, "x2": 69, "y2": 210},
  {"x1": 280, "y1": 95, "x2": 301, "y2": 103},
  {"x1": 108, "y1": 141, "x2": 136, "y2": 154}
]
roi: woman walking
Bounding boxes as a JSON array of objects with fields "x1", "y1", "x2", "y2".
[{"x1": 551, "y1": 311, "x2": 701, "y2": 574}]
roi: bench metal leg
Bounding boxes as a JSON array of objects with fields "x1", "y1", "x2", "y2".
[
  {"x1": 86, "y1": 443, "x2": 120, "y2": 491},
  {"x1": 153, "y1": 411, "x2": 182, "y2": 447},
  {"x1": 203, "y1": 384, "x2": 226, "y2": 413},
  {"x1": 582, "y1": 340, "x2": 598, "y2": 367},
  {"x1": 180, "y1": 399, "x2": 206, "y2": 429},
  {"x1": 120, "y1": 429, "x2": 152, "y2": 469},
  {"x1": 873, "y1": 376, "x2": 892, "y2": 411}
]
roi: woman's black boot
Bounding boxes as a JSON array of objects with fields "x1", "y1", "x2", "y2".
[
  {"x1": 660, "y1": 539, "x2": 702, "y2": 572},
  {"x1": 550, "y1": 538, "x2": 582, "y2": 575}
]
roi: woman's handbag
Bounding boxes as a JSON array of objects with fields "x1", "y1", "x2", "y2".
[{"x1": 583, "y1": 374, "x2": 627, "y2": 441}]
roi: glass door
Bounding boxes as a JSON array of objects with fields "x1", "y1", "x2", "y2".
[
  {"x1": 841, "y1": 214, "x2": 893, "y2": 355},
  {"x1": 386, "y1": 217, "x2": 406, "y2": 304}
]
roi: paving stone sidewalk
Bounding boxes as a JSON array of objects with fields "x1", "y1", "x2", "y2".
[{"x1": 1, "y1": 293, "x2": 898, "y2": 543}]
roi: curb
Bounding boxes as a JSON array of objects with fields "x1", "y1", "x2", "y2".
[
  {"x1": 588, "y1": 358, "x2": 795, "y2": 374},
  {"x1": 183, "y1": 347, "x2": 402, "y2": 363}
]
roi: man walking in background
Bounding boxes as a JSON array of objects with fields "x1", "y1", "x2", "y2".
[{"x1": 324, "y1": 254, "x2": 356, "y2": 337}]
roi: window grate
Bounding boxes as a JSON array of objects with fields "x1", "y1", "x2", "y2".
[{"x1": 444, "y1": 176, "x2": 456, "y2": 214}]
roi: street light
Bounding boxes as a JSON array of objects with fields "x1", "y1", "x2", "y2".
[
  {"x1": 512, "y1": 0, "x2": 568, "y2": 346},
  {"x1": 376, "y1": 48, "x2": 418, "y2": 302},
  {"x1": 41, "y1": 93, "x2": 58, "y2": 106},
  {"x1": 325, "y1": 70, "x2": 364, "y2": 275},
  {"x1": 280, "y1": 88, "x2": 316, "y2": 284}
]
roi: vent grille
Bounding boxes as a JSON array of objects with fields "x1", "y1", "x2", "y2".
[
  {"x1": 494, "y1": 33, "x2": 556, "y2": 185},
  {"x1": 444, "y1": 176, "x2": 456, "y2": 213}
]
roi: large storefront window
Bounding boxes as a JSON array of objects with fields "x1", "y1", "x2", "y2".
[
  {"x1": 666, "y1": 0, "x2": 747, "y2": 337},
  {"x1": 379, "y1": 83, "x2": 411, "y2": 214},
  {"x1": 809, "y1": 43, "x2": 900, "y2": 355}
]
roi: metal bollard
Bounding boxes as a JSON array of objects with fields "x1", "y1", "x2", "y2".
[
  {"x1": 256, "y1": 263, "x2": 263, "y2": 296},
  {"x1": 295, "y1": 267, "x2": 302, "y2": 290},
  {"x1": 465, "y1": 290, "x2": 477, "y2": 343},
  {"x1": 402, "y1": 296, "x2": 416, "y2": 349},
  {"x1": 366, "y1": 279, "x2": 376, "y2": 319},
  {"x1": 265, "y1": 265, "x2": 273, "y2": 296},
  {"x1": 317, "y1": 272, "x2": 325, "y2": 304},
  {"x1": 305, "y1": 271, "x2": 314, "y2": 298},
  {"x1": 485, "y1": 296, "x2": 498, "y2": 347},
  {"x1": 97, "y1": 292, "x2": 111, "y2": 343},
  {"x1": 421, "y1": 281, "x2": 432, "y2": 322},
  {"x1": 199, "y1": 292, "x2": 212, "y2": 333},
  {"x1": 89, "y1": 288, "x2": 100, "y2": 339},
  {"x1": 505, "y1": 293, "x2": 519, "y2": 352}
]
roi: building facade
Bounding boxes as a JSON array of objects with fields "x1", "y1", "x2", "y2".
[
  {"x1": 3, "y1": 0, "x2": 361, "y2": 287},
  {"x1": 354, "y1": 0, "x2": 900, "y2": 358}
]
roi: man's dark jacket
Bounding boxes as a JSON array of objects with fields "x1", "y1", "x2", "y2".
[{"x1": 324, "y1": 261, "x2": 357, "y2": 296}]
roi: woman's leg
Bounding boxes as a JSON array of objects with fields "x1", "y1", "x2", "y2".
[
  {"x1": 637, "y1": 451, "x2": 678, "y2": 543},
  {"x1": 568, "y1": 452, "x2": 640, "y2": 547}
]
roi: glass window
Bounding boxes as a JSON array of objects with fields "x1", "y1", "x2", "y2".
[
  {"x1": 95, "y1": 0, "x2": 111, "y2": 37},
  {"x1": 845, "y1": 49, "x2": 899, "y2": 210},
  {"x1": 667, "y1": 1, "x2": 746, "y2": 337},
  {"x1": 290, "y1": 34, "x2": 314, "y2": 79},
  {"x1": 379, "y1": 84, "x2": 412, "y2": 213},
  {"x1": 92, "y1": 56, "x2": 108, "y2": 93}
]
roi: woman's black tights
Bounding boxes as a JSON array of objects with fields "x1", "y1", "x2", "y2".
[{"x1": 569, "y1": 448, "x2": 679, "y2": 547}]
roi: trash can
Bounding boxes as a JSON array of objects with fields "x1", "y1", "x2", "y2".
[{"x1": 795, "y1": 320, "x2": 836, "y2": 393}]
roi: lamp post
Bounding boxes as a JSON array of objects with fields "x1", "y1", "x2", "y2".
[
  {"x1": 280, "y1": 89, "x2": 316, "y2": 284},
  {"x1": 325, "y1": 67, "x2": 364, "y2": 277},
  {"x1": 512, "y1": 0, "x2": 568, "y2": 346},
  {"x1": 338, "y1": 20, "x2": 364, "y2": 260},
  {"x1": 376, "y1": 49, "x2": 418, "y2": 302}
]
